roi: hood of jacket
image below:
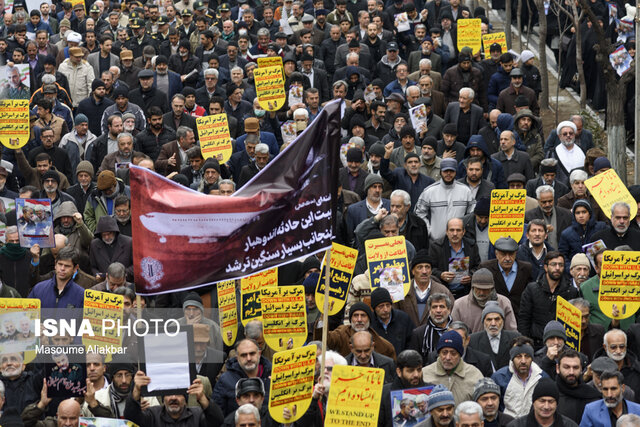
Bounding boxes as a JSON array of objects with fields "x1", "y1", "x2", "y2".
[
  {"x1": 463, "y1": 134, "x2": 490, "y2": 159},
  {"x1": 53, "y1": 200, "x2": 79, "y2": 222}
]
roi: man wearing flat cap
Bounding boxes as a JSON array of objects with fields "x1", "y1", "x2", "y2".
[
  {"x1": 480, "y1": 237, "x2": 533, "y2": 316},
  {"x1": 452, "y1": 269, "x2": 517, "y2": 334}
]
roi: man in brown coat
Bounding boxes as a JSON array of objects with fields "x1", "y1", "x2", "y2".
[
  {"x1": 394, "y1": 250, "x2": 454, "y2": 327},
  {"x1": 317, "y1": 302, "x2": 397, "y2": 360}
]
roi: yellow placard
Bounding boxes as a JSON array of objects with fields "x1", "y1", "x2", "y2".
[
  {"x1": 316, "y1": 243, "x2": 358, "y2": 315},
  {"x1": 488, "y1": 189, "x2": 526, "y2": 244},
  {"x1": 0, "y1": 297, "x2": 40, "y2": 363},
  {"x1": 0, "y1": 99, "x2": 29, "y2": 149},
  {"x1": 83, "y1": 289, "x2": 124, "y2": 362},
  {"x1": 261, "y1": 285, "x2": 307, "y2": 351},
  {"x1": 253, "y1": 65, "x2": 286, "y2": 111},
  {"x1": 556, "y1": 296, "x2": 581, "y2": 351},
  {"x1": 240, "y1": 268, "x2": 278, "y2": 325},
  {"x1": 217, "y1": 280, "x2": 238, "y2": 347},
  {"x1": 258, "y1": 56, "x2": 284, "y2": 69},
  {"x1": 325, "y1": 365, "x2": 385, "y2": 427},
  {"x1": 585, "y1": 169, "x2": 638, "y2": 220},
  {"x1": 599, "y1": 251, "x2": 640, "y2": 319},
  {"x1": 268, "y1": 345, "x2": 316, "y2": 424},
  {"x1": 196, "y1": 114, "x2": 233, "y2": 164},
  {"x1": 457, "y1": 19, "x2": 482, "y2": 55},
  {"x1": 482, "y1": 32, "x2": 508, "y2": 53},
  {"x1": 365, "y1": 236, "x2": 411, "y2": 302}
]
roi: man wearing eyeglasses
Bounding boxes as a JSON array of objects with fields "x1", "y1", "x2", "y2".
[{"x1": 517, "y1": 251, "x2": 579, "y2": 349}]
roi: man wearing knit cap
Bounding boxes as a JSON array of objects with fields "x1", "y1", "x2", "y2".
[
  {"x1": 546, "y1": 120, "x2": 585, "y2": 188},
  {"x1": 491, "y1": 336, "x2": 548, "y2": 418},
  {"x1": 415, "y1": 158, "x2": 474, "y2": 242},
  {"x1": 415, "y1": 384, "x2": 455, "y2": 427},
  {"x1": 473, "y1": 378, "x2": 514, "y2": 427},
  {"x1": 452, "y1": 268, "x2": 517, "y2": 334},
  {"x1": 568, "y1": 253, "x2": 590, "y2": 289},
  {"x1": 419, "y1": 136, "x2": 443, "y2": 181},
  {"x1": 382, "y1": 140, "x2": 435, "y2": 207},
  {"x1": 369, "y1": 287, "x2": 415, "y2": 355},
  {"x1": 66, "y1": 161, "x2": 96, "y2": 214},
  {"x1": 396, "y1": 250, "x2": 454, "y2": 327},
  {"x1": 388, "y1": 125, "x2": 420, "y2": 167},
  {"x1": 315, "y1": 301, "x2": 396, "y2": 359},
  {"x1": 508, "y1": 378, "x2": 578, "y2": 427},
  {"x1": 469, "y1": 300, "x2": 521, "y2": 370},
  {"x1": 463, "y1": 197, "x2": 491, "y2": 262},
  {"x1": 39, "y1": 169, "x2": 76, "y2": 213},
  {"x1": 76, "y1": 78, "x2": 115, "y2": 137},
  {"x1": 339, "y1": 147, "x2": 369, "y2": 198},
  {"x1": 593, "y1": 156, "x2": 612, "y2": 175},
  {"x1": 422, "y1": 330, "x2": 484, "y2": 404},
  {"x1": 59, "y1": 114, "x2": 97, "y2": 173},
  {"x1": 199, "y1": 158, "x2": 223, "y2": 193},
  {"x1": 178, "y1": 292, "x2": 223, "y2": 352},
  {"x1": 533, "y1": 321, "x2": 588, "y2": 379},
  {"x1": 380, "y1": 350, "x2": 430, "y2": 426},
  {"x1": 345, "y1": 174, "x2": 391, "y2": 245},
  {"x1": 519, "y1": 251, "x2": 579, "y2": 347}
]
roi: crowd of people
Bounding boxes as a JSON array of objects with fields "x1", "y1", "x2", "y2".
[{"x1": 0, "y1": 0, "x2": 639, "y2": 425}]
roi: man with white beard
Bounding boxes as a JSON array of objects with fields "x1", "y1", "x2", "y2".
[
  {"x1": 0, "y1": 353, "x2": 42, "y2": 413},
  {"x1": 298, "y1": 351, "x2": 347, "y2": 425},
  {"x1": 580, "y1": 370, "x2": 640, "y2": 426},
  {"x1": 547, "y1": 121, "x2": 585, "y2": 187},
  {"x1": 602, "y1": 329, "x2": 640, "y2": 401}
]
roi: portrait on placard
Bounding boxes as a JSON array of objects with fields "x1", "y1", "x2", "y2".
[{"x1": 0, "y1": 64, "x2": 30, "y2": 99}]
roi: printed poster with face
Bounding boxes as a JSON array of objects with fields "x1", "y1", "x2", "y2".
[
  {"x1": 0, "y1": 64, "x2": 30, "y2": 100},
  {"x1": 16, "y1": 198, "x2": 54, "y2": 248}
]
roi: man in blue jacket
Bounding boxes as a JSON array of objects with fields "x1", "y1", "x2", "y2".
[
  {"x1": 580, "y1": 370, "x2": 640, "y2": 427},
  {"x1": 28, "y1": 246, "x2": 84, "y2": 309}
]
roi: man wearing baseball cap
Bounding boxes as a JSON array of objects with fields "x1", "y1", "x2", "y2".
[
  {"x1": 219, "y1": 378, "x2": 277, "y2": 427},
  {"x1": 508, "y1": 378, "x2": 578, "y2": 427},
  {"x1": 451, "y1": 268, "x2": 517, "y2": 334},
  {"x1": 473, "y1": 377, "x2": 514, "y2": 427},
  {"x1": 422, "y1": 330, "x2": 484, "y2": 404}
]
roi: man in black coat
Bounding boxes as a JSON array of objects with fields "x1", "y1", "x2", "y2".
[
  {"x1": 591, "y1": 201, "x2": 640, "y2": 251},
  {"x1": 346, "y1": 330, "x2": 396, "y2": 383},
  {"x1": 162, "y1": 94, "x2": 198, "y2": 136},
  {"x1": 429, "y1": 217, "x2": 480, "y2": 298},
  {"x1": 555, "y1": 349, "x2": 601, "y2": 423},
  {"x1": 518, "y1": 252, "x2": 580, "y2": 348},
  {"x1": 369, "y1": 288, "x2": 415, "y2": 356},
  {"x1": 127, "y1": 69, "x2": 169, "y2": 114},
  {"x1": 479, "y1": 237, "x2": 533, "y2": 316},
  {"x1": 390, "y1": 189, "x2": 429, "y2": 252},
  {"x1": 75, "y1": 79, "x2": 114, "y2": 137},
  {"x1": 469, "y1": 302, "x2": 521, "y2": 370},
  {"x1": 379, "y1": 350, "x2": 428, "y2": 427}
]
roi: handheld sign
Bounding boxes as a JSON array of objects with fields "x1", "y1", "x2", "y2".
[
  {"x1": 261, "y1": 285, "x2": 307, "y2": 351},
  {"x1": 585, "y1": 169, "x2": 638, "y2": 220},
  {"x1": 257, "y1": 56, "x2": 284, "y2": 69},
  {"x1": 16, "y1": 198, "x2": 55, "y2": 248},
  {"x1": 0, "y1": 297, "x2": 40, "y2": 363},
  {"x1": 316, "y1": 243, "x2": 358, "y2": 315},
  {"x1": 217, "y1": 280, "x2": 238, "y2": 347},
  {"x1": 482, "y1": 32, "x2": 508, "y2": 53},
  {"x1": 268, "y1": 345, "x2": 316, "y2": 423},
  {"x1": 488, "y1": 189, "x2": 526, "y2": 244},
  {"x1": 0, "y1": 99, "x2": 29, "y2": 149},
  {"x1": 599, "y1": 251, "x2": 640, "y2": 319},
  {"x1": 325, "y1": 366, "x2": 385, "y2": 427},
  {"x1": 83, "y1": 289, "x2": 124, "y2": 362},
  {"x1": 254, "y1": 65, "x2": 286, "y2": 111},
  {"x1": 365, "y1": 236, "x2": 411, "y2": 302},
  {"x1": 240, "y1": 268, "x2": 278, "y2": 325},
  {"x1": 196, "y1": 114, "x2": 233, "y2": 163},
  {"x1": 457, "y1": 19, "x2": 482, "y2": 54},
  {"x1": 556, "y1": 296, "x2": 581, "y2": 351}
]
